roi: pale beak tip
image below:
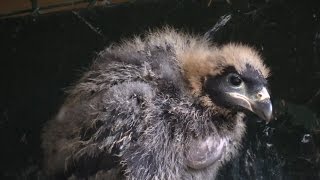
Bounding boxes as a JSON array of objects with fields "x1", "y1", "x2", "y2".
[{"x1": 253, "y1": 99, "x2": 273, "y2": 122}]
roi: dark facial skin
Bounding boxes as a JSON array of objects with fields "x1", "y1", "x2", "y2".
[
  {"x1": 204, "y1": 65, "x2": 272, "y2": 122},
  {"x1": 185, "y1": 65, "x2": 272, "y2": 170}
]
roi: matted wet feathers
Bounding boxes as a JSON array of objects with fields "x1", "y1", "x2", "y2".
[{"x1": 41, "y1": 27, "x2": 270, "y2": 180}]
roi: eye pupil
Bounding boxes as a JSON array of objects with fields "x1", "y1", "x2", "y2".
[{"x1": 229, "y1": 75, "x2": 242, "y2": 86}]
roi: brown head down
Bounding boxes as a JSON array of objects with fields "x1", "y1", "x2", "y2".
[{"x1": 177, "y1": 41, "x2": 272, "y2": 121}]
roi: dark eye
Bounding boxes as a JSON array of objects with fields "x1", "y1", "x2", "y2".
[{"x1": 228, "y1": 74, "x2": 242, "y2": 87}]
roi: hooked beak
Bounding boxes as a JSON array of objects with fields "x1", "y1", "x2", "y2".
[{"x1": 228, "y1": 87, "x2": 273, "y2": 122}]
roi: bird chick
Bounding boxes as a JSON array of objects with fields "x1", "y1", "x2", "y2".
[{"x1": 41, "y1": 27, "x2": 272, "y2": 180}]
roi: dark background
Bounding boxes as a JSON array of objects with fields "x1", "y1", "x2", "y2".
[{"x1": 0, "y1": 0, "x2": 320, "y2": 179}]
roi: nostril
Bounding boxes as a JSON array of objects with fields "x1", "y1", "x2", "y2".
[
  {"x1": 257, "y1": 93, "x2": 263, "y2": 99},
  {"x1": 256, "y1": 87, "x2": 270, "y2": 101}
]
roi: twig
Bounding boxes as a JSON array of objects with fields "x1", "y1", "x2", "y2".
[
  {"x1": 72, "y1": 11, "x2": 105, "y2": 39},
  {"x1": 307, "y1": 88, "x2": 320, "y2": 105}
]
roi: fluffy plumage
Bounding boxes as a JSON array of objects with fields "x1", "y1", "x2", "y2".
[{"x1": 42, "y1": 27, "x2": 271, "y2": 180}]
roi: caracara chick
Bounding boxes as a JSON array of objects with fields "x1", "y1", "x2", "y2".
[{"x1": 42, "y1": 28, "x2": 272, "y2": 180}]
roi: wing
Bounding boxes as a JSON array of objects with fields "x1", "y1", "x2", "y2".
[
  {"x1": 42, "y1": 60, "x2": 158, "y2": 179},
  {"x1": 42, "y1": 37, "x2": 185, "y2": 179}
]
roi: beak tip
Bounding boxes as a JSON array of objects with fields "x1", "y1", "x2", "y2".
[
  {"x1": 265, "y1": 114, "x2": 273, "y2": 123},
  {"x1": 253, "y1": 99, "x2": 273, "y2": 122},
  {"x1": 263, "y1": 107, "x2": 273, "y2": 122}
]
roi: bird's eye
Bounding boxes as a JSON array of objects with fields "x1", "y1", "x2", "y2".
[{"x1": 228, "y1": 74, "x2": 242, "y2": 87}]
